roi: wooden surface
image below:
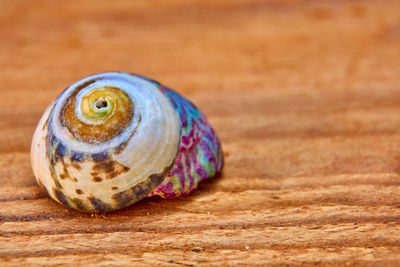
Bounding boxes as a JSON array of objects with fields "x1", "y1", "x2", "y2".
[{"x1": 1, "y1": 0, "x2": 400, "y2": 265}]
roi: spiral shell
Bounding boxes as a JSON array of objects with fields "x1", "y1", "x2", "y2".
[{"x1": 31, "y1": 72, "x2": 223, "y2": 212}]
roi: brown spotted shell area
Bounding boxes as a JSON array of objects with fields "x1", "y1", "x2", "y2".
[{"x1": 31, "y1": 72, "x2": 181, "y2": 212}]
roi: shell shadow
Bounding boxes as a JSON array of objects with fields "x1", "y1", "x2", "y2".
[{"x1": 103, "y1": 170, "x2": 225, "y2": 217}]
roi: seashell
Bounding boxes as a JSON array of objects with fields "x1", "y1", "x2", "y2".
[{"x1": 31, "y1": 72, "x2": 224, "y2": 212}]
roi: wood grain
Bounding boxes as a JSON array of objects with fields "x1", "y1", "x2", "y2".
[{"x1": 1, "y1": 0, "x2": 400, "y2": 265}]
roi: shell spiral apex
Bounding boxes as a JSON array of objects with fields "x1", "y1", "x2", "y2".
[{"x1": 31, "y1": 72, "x2": 224, "y2": 212}]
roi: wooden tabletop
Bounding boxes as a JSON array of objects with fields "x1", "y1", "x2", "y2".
[{"x1": 1, "y1": 0, "x2": 400, "y2": 265}]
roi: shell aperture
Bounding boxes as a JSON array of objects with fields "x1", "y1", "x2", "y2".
[{"x1": 31, "y1": 72, "x2": 224, "y2": 212}]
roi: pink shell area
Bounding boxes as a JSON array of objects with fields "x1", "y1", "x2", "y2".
[{"x1": 149, "y1": 86, "x2": 223, "y2": 198}]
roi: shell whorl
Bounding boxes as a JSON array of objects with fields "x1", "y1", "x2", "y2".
[
  {"x1": 31, "y1": 72, "x2": 181, "y2": 212},
  {"x1": 63, "y1": 86, "x2": 134, "y2": 144}
]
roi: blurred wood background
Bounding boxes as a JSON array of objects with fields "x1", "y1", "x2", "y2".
[{"x1": 1, "y1": 0, "x2": 400, "y2": 265}]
